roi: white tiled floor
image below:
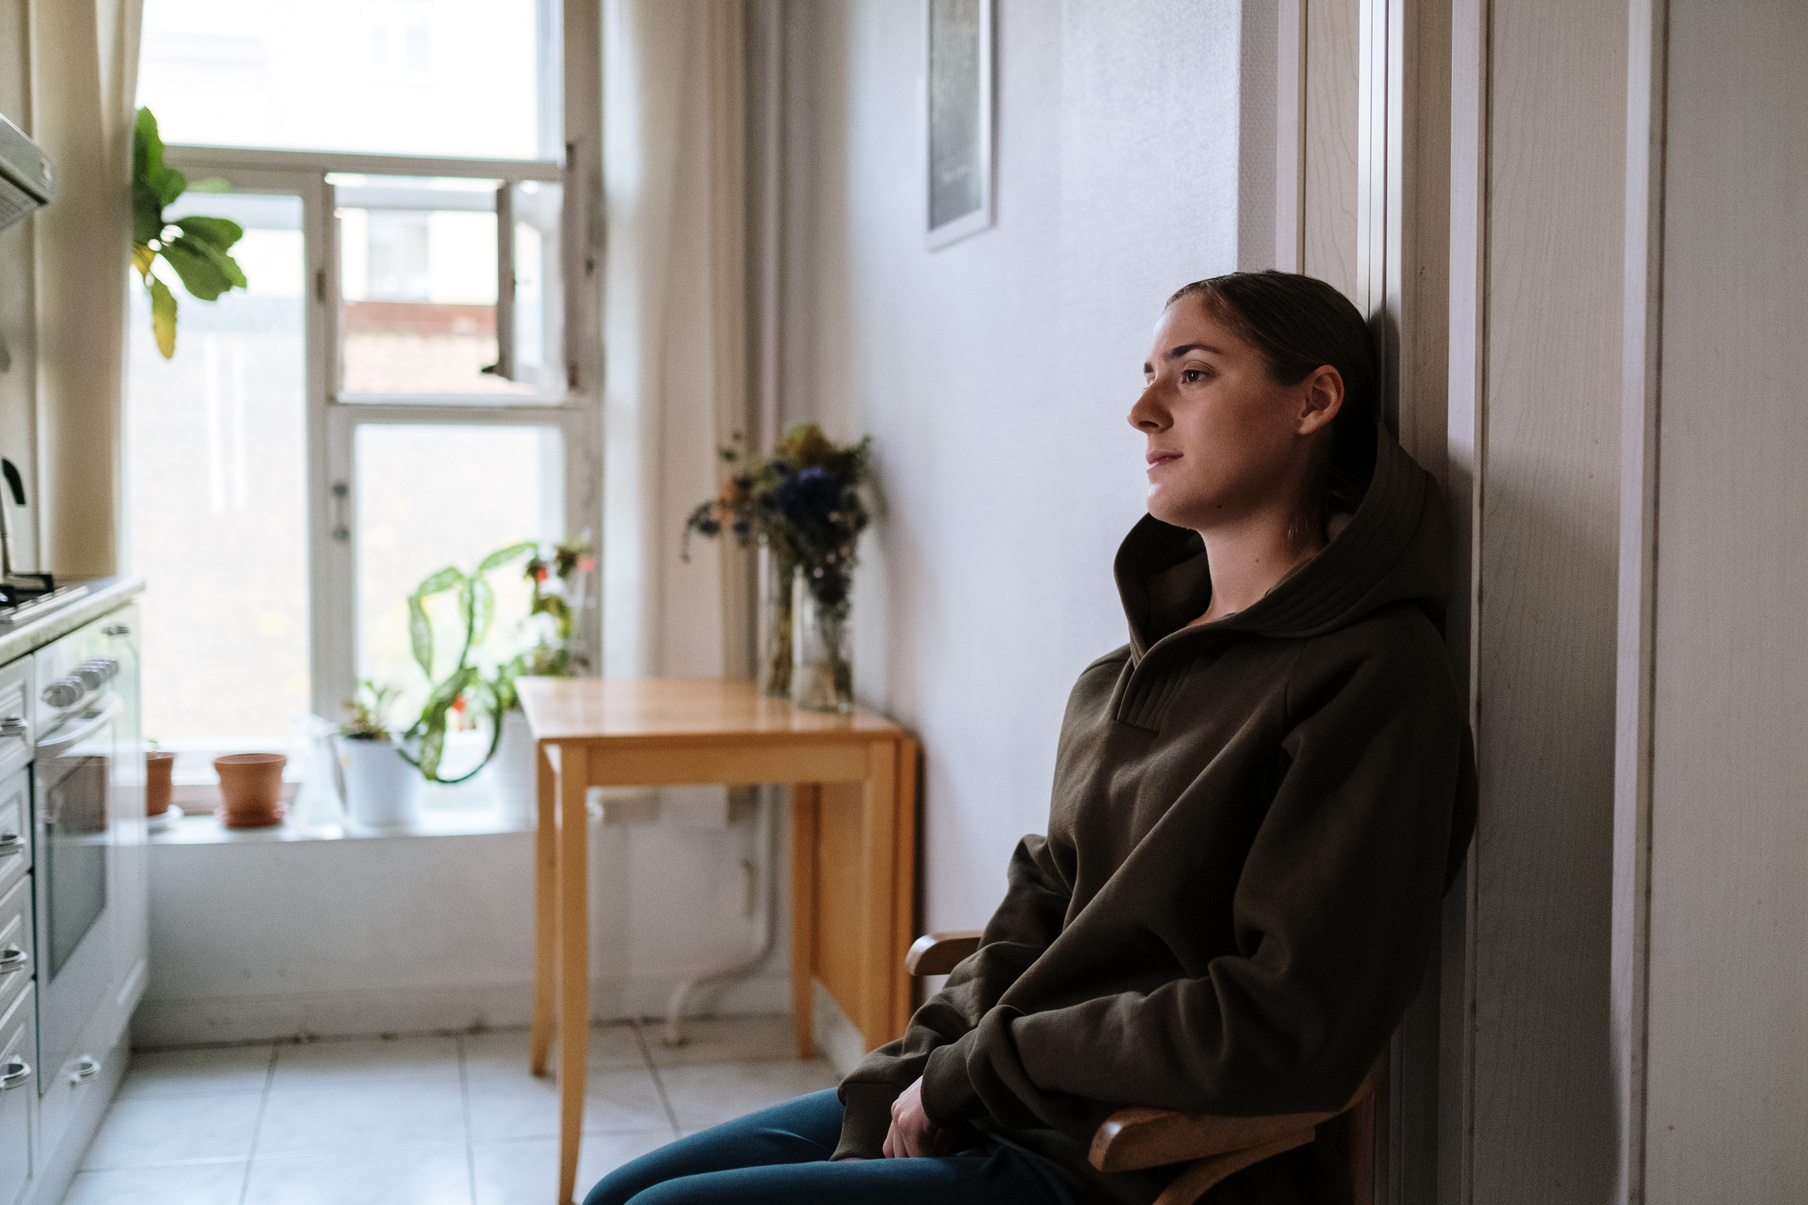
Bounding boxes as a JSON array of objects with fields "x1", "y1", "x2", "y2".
[{"x1": 64, "y1": 1015, "x2": 838, "y2": 1205}]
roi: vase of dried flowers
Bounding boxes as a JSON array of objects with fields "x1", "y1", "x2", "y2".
[
  {"x1": 761, "y1": 550, "x2": 798, "y2": 698},
  {"x1": 684, "y1": 424, "x2": 871, "y2": 706},
  {"x1": 792, "y1": 571, "x2": 853, "y2": 713}
]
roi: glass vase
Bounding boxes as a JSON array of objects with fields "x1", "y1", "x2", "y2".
[
  {"x1": 760, "y1": 551, "x2": 796, "y2": 698},
  {"x1": 792, "y1": 576, "x2": 853, "y2": 713}
]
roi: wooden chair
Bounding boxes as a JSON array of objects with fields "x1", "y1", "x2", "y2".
[{"x1": 905, "y1": 932, "x2": 1381, "y2": 1205}]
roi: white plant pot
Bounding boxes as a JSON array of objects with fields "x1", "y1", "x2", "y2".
[
  {"x1": 491, "y1": 709, "x2": 537, "y2": 828},
  {"x1": 338, "y1": 737, "x2": 418, "y2": 830}
]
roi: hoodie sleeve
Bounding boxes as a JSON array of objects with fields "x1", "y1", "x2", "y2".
[
  {"x1": 831, "y1": 831, "x2": 1073, "y2": 1159},
  {"x1": 916, "y1": 625, "x2": 1471, "y2": 1134}
]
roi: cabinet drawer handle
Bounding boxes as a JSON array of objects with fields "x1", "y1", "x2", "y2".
[
  {"x1": 0, "y1": 832, "x2": 22, "y2": 856},
  {"x1": 0, "y1": 1058, "x2": 29, "y2": 1090},
  {"x1": 69, "y1": 1056, "x2": 100, "y2": 1085},
  {"x1": 0, "y1": 946, "x2": 25, "y2": 974},
  {"x1": 0, "y1": 716, "x2": 24, "y2": 740}
]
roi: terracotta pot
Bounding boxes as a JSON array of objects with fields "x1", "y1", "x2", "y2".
[
  {"x1": 145, "y1": 751, "x2": 175, "y2": 817},
  {"x1": 214, "y1": 753, "x2": 286, "y2": 828}
]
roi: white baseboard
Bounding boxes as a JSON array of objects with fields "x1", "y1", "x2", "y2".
[{"x1": 132, "y1": 971, "x2": 794, "y2": 1048}]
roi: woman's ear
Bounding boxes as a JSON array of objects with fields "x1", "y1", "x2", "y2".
[{"x1": 1296, "y1": 365, "x2": 1345, "y2": 436}]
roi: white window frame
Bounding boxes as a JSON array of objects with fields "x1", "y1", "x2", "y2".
[{"x1": 159, "y1": 145, "x2": 600, "y2": 727}]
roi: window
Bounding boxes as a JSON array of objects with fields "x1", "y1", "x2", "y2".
[
  {"x1": 128, "y1": 0, "x2": 594, "y2": 803},
  {"x1": 137, "y1": 0, "x2": 549, "y2": 160},
  {"x1": 127, "y1": 192, "x2": 310, "y2": 749}
]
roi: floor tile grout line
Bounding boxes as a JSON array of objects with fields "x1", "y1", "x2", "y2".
[
  {"x1": 458, "y1": 1034, "x2": 479, "y2": 1205},
  {"x1": 235, "y1": 1043, "x2": 278, "y2": 1205},
  {"x1": 629, "y1": 1018, "x2": 683, "y2": 1138}
]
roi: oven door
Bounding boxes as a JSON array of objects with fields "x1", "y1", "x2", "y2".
[{"x1": 32, "y1": 689, "x2": 117, "y2": 1096}]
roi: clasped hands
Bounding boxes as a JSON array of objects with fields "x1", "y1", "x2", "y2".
[{"x1": 877, "y1": 1076, "x2": 969, "y2": 1159}]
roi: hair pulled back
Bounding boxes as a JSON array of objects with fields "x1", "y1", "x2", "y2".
[{"x1": 1167, "y1": 270, "x2": 1379, "y2": 523}]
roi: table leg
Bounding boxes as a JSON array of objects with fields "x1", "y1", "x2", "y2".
[
  {"x1": 556, "y1": 744, "x2": 590, "y2": 1205},
  {"x1": 860, "y1": 742, "x2": 899, "y2": 1044},
  {"x1": 789, "y1": 783, "x2": 820, "y2": 1059},
  {"x1": 532, "y1": 742, "x2": 557, "y2": 1077},
  {"x1": 891, "y1": 739, "x2": 920, "y2": 1039}
]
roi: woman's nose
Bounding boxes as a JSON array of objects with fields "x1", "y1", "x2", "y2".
[{"x1": 1128, "y1": 383, "x2": 1169, "y2": 432}]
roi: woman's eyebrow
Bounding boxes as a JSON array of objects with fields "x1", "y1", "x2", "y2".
[{"x1": 1165, "y1": 342, "x2": 1224, "y2": 360}]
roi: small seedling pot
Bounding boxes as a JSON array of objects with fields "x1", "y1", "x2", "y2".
[{"x1": 213, "y1": 753, "x2": 286, "y2": 828}]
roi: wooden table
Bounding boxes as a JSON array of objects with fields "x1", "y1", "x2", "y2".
[{"x1": 517, "y1": 677, "x2": 920, "y2": 1204}]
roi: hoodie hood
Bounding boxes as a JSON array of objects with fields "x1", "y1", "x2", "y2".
[{"x1": 1114, "y1": 425, "x2": 1451, "y2": 658}]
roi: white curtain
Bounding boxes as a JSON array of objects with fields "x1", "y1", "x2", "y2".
[
  {"x1": 28, "y1": 0, "x2": 144, "y2": 576},
  {"x1": 601, "y1": 0, "x2": 752, "y2": 681}
]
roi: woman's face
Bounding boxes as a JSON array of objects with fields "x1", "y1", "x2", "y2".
[{"x1": 1129, "y1": 294, "x2": 1341, "y2": 533}]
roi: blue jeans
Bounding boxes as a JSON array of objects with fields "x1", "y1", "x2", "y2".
[{"x1": 584, "y1": 1089, "x2": 1077, "y2": 1205}]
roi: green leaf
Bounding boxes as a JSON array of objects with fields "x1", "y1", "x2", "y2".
[
  {"x1": 148, "y1": 277, "x2": 177, "y2": 359},
  {"x1": 468, "y1": 577, "x2": 495, "y2": 646},
  {"x1": 131, "y1": 181, "x2": 166, "y2": 245},
  {"x1": 160, "y1": 235, "x2": 238, "y2": 301},
  {"x1": 407, "y1": 593, "x2": 434, "y2": 681},
  {"x1": 415, "y1": 665, "x2": 478, "y2": 781},
  {"x1": 414, "y1": 565, "x2": 464, "y2": 598},
  {"x1": 132, "y1": 108, "x2": 186, "y2": 209},
  {"x1": 173, "y1": 215, "x2": 244, "y2": 254},
  {"x1": 477, "y1": 541, "x2": 537, "y2": 575}
]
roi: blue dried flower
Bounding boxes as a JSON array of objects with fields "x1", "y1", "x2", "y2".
[{"x1": 777, "y1": 466, "x2": 843, "y2": 524}]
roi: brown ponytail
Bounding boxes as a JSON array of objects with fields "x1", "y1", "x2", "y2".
[{"x1": 1167, "y1": 270, "x2": 1379, "y2": 526}]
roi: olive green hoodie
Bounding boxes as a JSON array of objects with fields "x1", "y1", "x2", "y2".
[{"x1": 834, "y1": 430, "x2": 1477, "y2": 1204}]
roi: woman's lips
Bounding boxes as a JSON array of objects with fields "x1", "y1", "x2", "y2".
[{"x1": 1145, "y1": 451, "x2": 1181, "y2": 471}]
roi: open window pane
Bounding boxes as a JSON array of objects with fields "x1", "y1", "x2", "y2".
[
  {"x1": 336, "y1": 176, "x2": 561, "y2": 399},
  {"x1": 126, "y1": 192, "x2": 309, "y2": 750},
  {"x1": 137, "y1": 0, "x2": 552, "y2": 160},
  {"x1": 354, "y1": 424, "x2": 564, "y2": 773}
]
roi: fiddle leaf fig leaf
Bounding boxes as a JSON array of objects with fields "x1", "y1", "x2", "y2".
[
  {"x1": 132, "y1": 107, "x2": 186, "y2": 209},
  {"x1": 160, "y1": 234, "x2": 243, "y2": 300},
  {"x1": 132, "y1": 182, "x2": 166, "y2": 245},
  {"x1": 148, "y1": 277, "x2": 177, "y2": 359},
  {"x1": 131, "y1": 244, "x2": 157, "y2": 279},
  {"x1": 173, "y1": 215, "x2": 244, "y2": 254}
]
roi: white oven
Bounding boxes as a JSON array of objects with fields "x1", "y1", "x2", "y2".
[{"x1": 31, "y1": 614, "x2": 135, "y2": 1103}]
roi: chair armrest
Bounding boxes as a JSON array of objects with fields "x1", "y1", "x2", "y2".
[
  {"x1": 1088, "y1": 1056, "x2": 1386, "y2": 1174},
  {"x1": 905, "y1": 930, "x2": 984, "y2": 976}
]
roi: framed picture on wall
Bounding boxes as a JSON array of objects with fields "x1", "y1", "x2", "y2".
[{"x1": 925, "y1": 0, "x2": 993, "y2": 250}]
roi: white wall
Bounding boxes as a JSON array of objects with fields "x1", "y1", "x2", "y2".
[
  {"x1": 138, "y1": 819, "x2": 789, "y2": 1045},
  {"x1": 777, "y1": 0, "x2": 1260, "y2": 934}
]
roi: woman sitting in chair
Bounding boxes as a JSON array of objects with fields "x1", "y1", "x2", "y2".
[{"x1": 587, "y1": 271, "x2": 1476, "y2": 1205}]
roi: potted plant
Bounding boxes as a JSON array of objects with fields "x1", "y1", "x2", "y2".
[
  {"x1": 337, "y1": 681, "x2": 415, "y2": 829},
  {"x1": 391, "y1": 542, "x2": 536, "y2": 790},
  {"x1": 489, "y1": 540, "x2": 593, "y2": 826}
]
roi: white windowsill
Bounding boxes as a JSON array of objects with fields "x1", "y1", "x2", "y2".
[{"x1": 149, "y1": 802, "x2": 533, "y2": 844}]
